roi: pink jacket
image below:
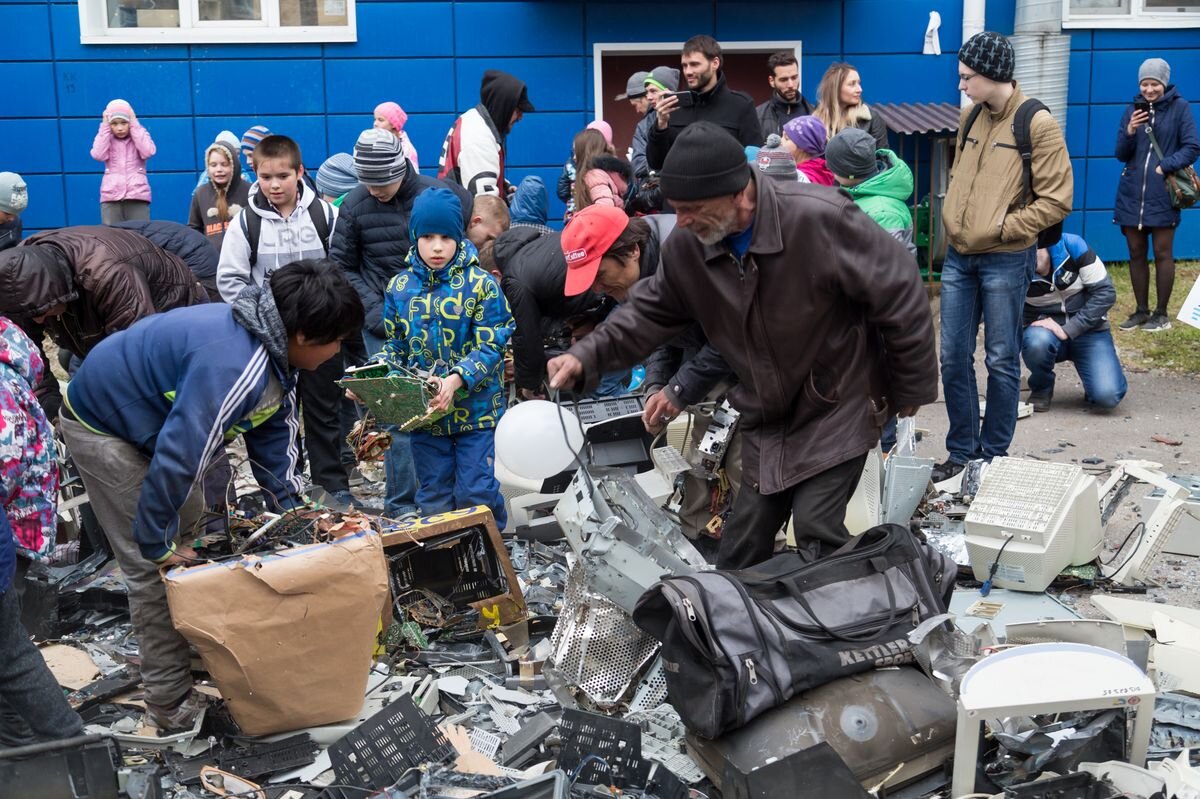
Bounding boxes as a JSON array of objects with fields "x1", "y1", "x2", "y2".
[
  {"x1": 797, "y1": 157, "x2": 836, "y2": 187},
  {"x1": 582, "y1": 167, "x2": 628, "y2": 210},
  {"x1": 91, "y1": 120, "x2": 156, "y2": 203}
]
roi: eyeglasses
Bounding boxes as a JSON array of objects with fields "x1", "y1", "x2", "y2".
[{"x1": 959, "y1": 71, "x2": 979, "y2": 82}]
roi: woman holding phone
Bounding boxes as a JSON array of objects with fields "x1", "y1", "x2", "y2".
[{"x1": 1113, "y1": 57, "x2": 1200, "y2": 332}]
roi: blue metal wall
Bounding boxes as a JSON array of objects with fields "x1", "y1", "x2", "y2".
[{"x1": 4, "y1": 0, "x2": 1197, "y2": 260}]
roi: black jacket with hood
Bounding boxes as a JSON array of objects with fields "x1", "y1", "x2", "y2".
[
  {"x1": 756, "y1": 91, "x2": 814, "y2": 140},
  {"x1": 329, "y1": 167, "x2": 473, "y2": 338},
  {"x1": 438, "y1": 70, "x2": 534, "y2": 197},
  {"x1": 647, "y1": 71, "x2": 763, "y2": 171},
  {"x1": 492, "y1": 227, "x2": 613, "y2": 392}
]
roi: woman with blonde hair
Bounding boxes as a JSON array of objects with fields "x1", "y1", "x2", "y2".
[{"x1": 813, "y1": 62, "x2": 888, "y2": 149}]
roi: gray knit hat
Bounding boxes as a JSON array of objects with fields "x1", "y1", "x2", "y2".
[
  {"x1": 353, "y1": 128, "x2": 407, "y2": 186},
  {"x1": 644, "y1": 66, "x2": 681, "y2": 93},
  {"x1": 615, "y1": 71, "x2": 650, "y2": 101},
  {"x1": 0, "y1": 172, "x2": 28, "y2": 215},
  {"x1": 825, "y1": 128, "x2": 879, "y2": 181},
  {"x1": 316, "y1": 152, "x2": 358, "y2": 198},
  {"x1": 959, "y1": 31, "x2": 1015, "y2": 83},
  {"x1": 755, "y1": 135, "x2": 796, "y2": 181},
  {"x1": 1139, "y1": 57, "x2": 1170, "y2": 87}
]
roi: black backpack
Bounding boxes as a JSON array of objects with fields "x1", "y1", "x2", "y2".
[
  {"x1": 959, "y1": 98, "x2": 1063, "y2": 248},
  {"x1": 240, "y1": 195, "x2": 333, "y2": 268}
]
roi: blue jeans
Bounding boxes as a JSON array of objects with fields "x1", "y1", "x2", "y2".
[
  {"x1": 362, "y1": 330, "x2": 419, "y2": 518},
  {"x1": 1022, "y1": 325, "x2": 1128, "y2": 409},
  {"x1": 939, "y1": 246, "x2": 1034, "y2": 463},
  {"x1": 410, "y1": 429, "x2": 507, "y2": 530}
]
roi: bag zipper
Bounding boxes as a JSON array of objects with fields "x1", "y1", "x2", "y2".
[
  {"x1": 661, "y1": 583, "x2": 718, "y2": 661},
  {"x1": 701, "y1": 574, "x2": 785, "y2": 706}
]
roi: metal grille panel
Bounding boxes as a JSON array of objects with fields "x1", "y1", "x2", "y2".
[{"x1": 546, "y1": 563, "x2": 659, "y2": 708}]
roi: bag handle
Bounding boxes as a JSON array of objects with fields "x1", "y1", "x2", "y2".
[
  {"x1": 1146, "y1": 125, "x2": 1168, "y2": 166},
  {"x1": 783, "y1": 576, "x2": 901, "y2": 643}
]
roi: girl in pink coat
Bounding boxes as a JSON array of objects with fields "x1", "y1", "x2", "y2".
[{"x1": 91, "y1": 99, "x2": 156, "y2": 223}]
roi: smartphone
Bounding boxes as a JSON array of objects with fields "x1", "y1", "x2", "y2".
[
  {"x1": 1134, "y1": 100, "x2": 1151, "y2": 114},
  {"x1": 663, "y1": 90, "x2": 695, "y2": 108}
]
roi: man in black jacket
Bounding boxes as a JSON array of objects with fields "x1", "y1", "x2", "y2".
[
  {"x1": 646, "y1": 35, "x2": 763, "y2": 171},
  {"x1": 491, "y1": 226, "x2": 613, "y2": 399},
  {"x1": 113, "y1": 219, "x2": 220, "y2": 301},
  {"x1": 330, "y1": 128, "x2": 473, "y2": 519},
  {"x1": 756, "y1": 50, "x2": 813, "y2": 140}
]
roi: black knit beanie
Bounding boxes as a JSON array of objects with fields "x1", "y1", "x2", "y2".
[
  {"x1": 958, "y1": 31, "x2": 1015, "y2": 83},
  {"x1": 659, "y1": 122, "x2": 752, "y2": 202}
]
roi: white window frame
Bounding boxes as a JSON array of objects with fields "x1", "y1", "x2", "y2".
[
  {"x1": 78, "y1": 0, "x2": 356, "y2": 43},
  {"x1": 1062, "y1": 0, "x2": 1200, "y2": 28},
  {"x1": 592, "y1": 40, "x2": 803, "y2": 121}
]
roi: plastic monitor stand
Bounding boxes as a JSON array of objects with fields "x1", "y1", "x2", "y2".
[
  {"x1": 950, "y1": 642, "x2": 1156, "y2": 798},
  {"x1": 963, "y1": 457, "x2": 1102, "y2": 592},
  {"x1": 1100, "y1": 460, "x2": 1200, "y2": 585}
]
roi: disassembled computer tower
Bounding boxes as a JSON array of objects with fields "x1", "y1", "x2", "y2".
[
  {"x1": 697, "y1": 399, "x2": 739, "y2": 479},
  {"x1": 553, "y1": 466, "x2": 710, "y2": 615}
]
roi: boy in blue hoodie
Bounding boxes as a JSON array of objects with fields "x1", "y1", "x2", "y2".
[
  {"x1": 59, "y1": 260, "x2": 364, "y2": 732},
  {"x1": 382, "y1": 188, "x2": 515, "y2": 528}
]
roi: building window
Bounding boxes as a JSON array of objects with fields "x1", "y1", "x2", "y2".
[
  {"x1": 79, "y1": 0, "x2": 355, "y2": 43},
  {"x1": 1063, "y1": 0, "x2": 1200, "y2": 27}
]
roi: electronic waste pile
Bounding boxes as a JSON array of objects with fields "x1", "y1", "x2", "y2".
[{"x1": 9, "y1": 399, "x2": 1200, "y2": 799}]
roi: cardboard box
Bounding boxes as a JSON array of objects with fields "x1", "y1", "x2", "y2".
[
  {"x1": 382, "y1": 507, "x2": 526, "y2": 628},
  {"x1": 164, "y1": 531, "x2": 389, "y2": 736}
]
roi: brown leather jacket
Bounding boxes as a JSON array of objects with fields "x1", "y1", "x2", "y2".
[
  {"x1": 944, "y1": 86, "x2": 1074, "y2": 254},
  {"x1": 568, "y1": 174, "x2": 938, "y2": 494},
  {"x1": 0, "y1": 226, "x2": 207, "y2": 356}
]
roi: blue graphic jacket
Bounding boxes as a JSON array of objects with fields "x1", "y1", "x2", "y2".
[{"x1": 382, "y1": 243, "x2": 515, "y2": 435}]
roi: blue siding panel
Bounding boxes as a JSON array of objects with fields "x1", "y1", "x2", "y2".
[
  {"x1": 844, "y1": 0, "x2": 963, "y2": 55},
  {"x1": 325, "y1": 2, "x2": 453, "y2": 58},
  {"x1": 1070, "y1": 157, "x2": 1086, "y2": 212},
  {"x1": 0, "y1": 4, "x2": 51, "y2": 60},
  {"x1": 324, "y1": 59, "x2": 457, "y2": 114},
  {"x1": 1082, "y1": 210, "x2": 1124, "y2": 262},
  {"x1": 984, "y1": 0, "x2": 1016, "y2": 35},
  {"x1": 20, "y1": 175, "x2": 66, "y2": 231},
  {"x1": 150, "y1": 172, "x2": 201, "y2": 224},
  {"x1": 851, "y1": 55, "x2": 960, "y2": 105},
  {"x1": 1086, "y1": 158, "x2": 1122, "y2": 212},
  {"x1": 715, "y1": 2, "x2": 839, "y2": 54},
  {"x1": 1088, "y1": 105, "x2": 1125, "y2": 158},
  {"x1": 399, "y1": 114, "x2": 458, "y2": 163},
  {"x1": 7, "y1": 63, "x2": 59, "y2": 119},
  {"x1": 1070, "y1": 31, "x2": 1092, "y2": 51},
  {"x1": 63, "y1": 174, "x2": 101, "y2": 226},
  {"x1": 1068, "y1": 50, "x2": 1091, "y2": 105},
  {"x1": 56, "y1": 61, "x2": 193, "y2": 118},
  {"x1": 193, "y1": 60, "x2": 325, "y2": 115},
  {"x1": 455, "y1": 3, "x2": 583, "y2": 57},
  {"x1": 0, "y1": 120, "x2": 62, "y2": 174},
  {"x1": 1066, "y1": 105, "x2": 1089, "y2": 158},
  {"x1": 505, "y1": 112, "x2": 587, "y2": 168},
  {"x1": 456, "y1": 58, "x2": 585, "y2": 114},
  {"x1": 585, "y1": 3, "x2": 703, "y2": 44},
  {"x1": 1092, "y1": 29, "x2": 1200, "y2": 50},
  {"x1": 189, "y1": 43, "x2": 323, "y2": 60}
]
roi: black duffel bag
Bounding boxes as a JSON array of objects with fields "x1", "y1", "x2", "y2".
[{"x1": 632, "y1": 524, "x2": 955, "y2": 739}]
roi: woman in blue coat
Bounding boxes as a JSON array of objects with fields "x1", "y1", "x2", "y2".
[{"x1": 1113, "y1": 57, "x2": 1200, "y2": 332}]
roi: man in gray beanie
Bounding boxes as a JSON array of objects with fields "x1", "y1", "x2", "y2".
[
  {"x1": 935, "y1": 30, "x2": 1073, "y2": 484},
  {"x1": 632, "y1": 66, "x2": 682, "y2": 181},
  {"x1": 548, "y1": 122, "x2": 938, "y2": 570},
  {"x1": 329, "y1": 131, "x2": 472, "y2": 521}
]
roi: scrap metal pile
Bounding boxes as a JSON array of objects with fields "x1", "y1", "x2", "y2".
[{"x1": 9, "y1": 411, "x2": 1200, "y2": 799}]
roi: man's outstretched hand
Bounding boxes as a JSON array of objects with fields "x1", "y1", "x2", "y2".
[{"x1": 546, "y1": 354, "x2": 583, "y2": 391}]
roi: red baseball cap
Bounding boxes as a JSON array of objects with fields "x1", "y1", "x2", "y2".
[{"x1": 561, "y1": 205, "x2": 630, "y2": 296}]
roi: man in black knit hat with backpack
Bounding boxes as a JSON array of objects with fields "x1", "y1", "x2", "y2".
[{"x1": 548, "y1": 122, "x2": 938, "y2": 570}]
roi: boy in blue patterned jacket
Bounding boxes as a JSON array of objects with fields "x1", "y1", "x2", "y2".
[{"x1": 383, "y1": 188, "x2": 515, "y2": 527}]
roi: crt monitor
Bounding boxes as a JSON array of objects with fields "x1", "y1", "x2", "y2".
[{"x1": 965, "y1": 458, "x2": 1102, "y2": 592}]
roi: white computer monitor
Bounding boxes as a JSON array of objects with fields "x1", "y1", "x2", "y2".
[{"x1": 965, "y1": 458, "x2": 1103, "y2": 592}]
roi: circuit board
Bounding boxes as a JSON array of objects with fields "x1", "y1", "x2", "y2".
[{"x1": 339, "y1": 373, "x2": 447, "y2": 431}]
